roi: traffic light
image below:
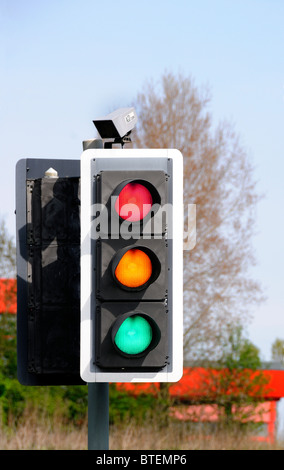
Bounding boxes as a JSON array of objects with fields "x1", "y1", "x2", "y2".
[
  {"x1": 16, "y1": 158, "x2": 83, "y2": 385},
  {"x1": 80, "y1": 148, "x2": 183, "y2": 383}
]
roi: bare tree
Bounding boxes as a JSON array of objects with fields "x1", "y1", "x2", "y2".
[
  {"x1": 271, "y1": 338, "x2": 284, "y2": 365},
  {"x1": 133, "y1": 71, "x2": 263, "y2": 361},
  {"x1": 0, "y1": 218, "x2": 16, "y2": 278}
]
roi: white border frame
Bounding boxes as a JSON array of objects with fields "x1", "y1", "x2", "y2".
[{"x1": 80, "y1": 148, "x2": 183, "y2": 382}]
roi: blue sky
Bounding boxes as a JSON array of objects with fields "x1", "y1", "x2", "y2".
[{"x1": 1, "y1": 0, "x2": 284, "y2": 364}]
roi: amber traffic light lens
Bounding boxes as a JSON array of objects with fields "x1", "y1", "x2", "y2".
[
  {"x1": 114, "y1": 182, "x2": 153, "y2": 222},
  {"x1": 114, "y1": 249, "x2": 152, "y2": 288}
]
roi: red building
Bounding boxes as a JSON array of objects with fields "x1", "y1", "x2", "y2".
[
  {"x1": 117, "y1": 368, "x2": 284, "y2": 443},
  {"x1": 0, "y1": 278, "x2": 17, "y2": 314}
]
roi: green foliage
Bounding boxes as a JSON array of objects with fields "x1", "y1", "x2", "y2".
[
  {"x1": 0, "y1": 314, "x2": 17, "y2": 379},
  {"x1": 218, "y1": 324, "x2": 261, "y2": 370},
  {"x1": 204, "y1": 324, "x2": 269, "y2": 429},
  {"x1": 1, "y1": 378, "x2": 25, "y2": 425},
  {"x1": 109, "y1": 384, "x2": 157, "y2": 425},
  {"x1": 62, "y1": 386, "x2": 88, "y2": 424}
]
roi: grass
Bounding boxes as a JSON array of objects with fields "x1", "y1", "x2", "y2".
[{"x1": 0, "y1": 411, "x2": 283, "y2": 450}]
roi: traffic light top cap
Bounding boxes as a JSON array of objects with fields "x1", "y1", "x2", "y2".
[{"x1": 93, "y1": 107, "x2": 137, "y2": 139}]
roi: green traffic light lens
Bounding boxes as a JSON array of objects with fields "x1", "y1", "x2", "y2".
[{"x1": 114, "y1": 315, "x2": 153, "y2": 355}]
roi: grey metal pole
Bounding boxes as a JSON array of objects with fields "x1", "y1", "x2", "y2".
[
  {"x1": 82, "y1": 138, "x2": 103, "y2": 150},
  {"x1": 88, "y1": 383, "x2": 109, "y2": 450},
  {"x1": 84, "y1": 138, "x2": 108, "y2": 450}
]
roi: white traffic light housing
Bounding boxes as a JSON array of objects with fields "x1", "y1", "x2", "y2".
[{"x1": 80, "y1": 148, "x2": 183, "y2": 383}]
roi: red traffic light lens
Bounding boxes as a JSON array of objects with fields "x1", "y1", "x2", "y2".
[
  {"x1": 114, "y1": 249, "x2": 152, "y2": 288},
  {"x1": 114, "y1": 182, "x2": 153, "y2": 222}
]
